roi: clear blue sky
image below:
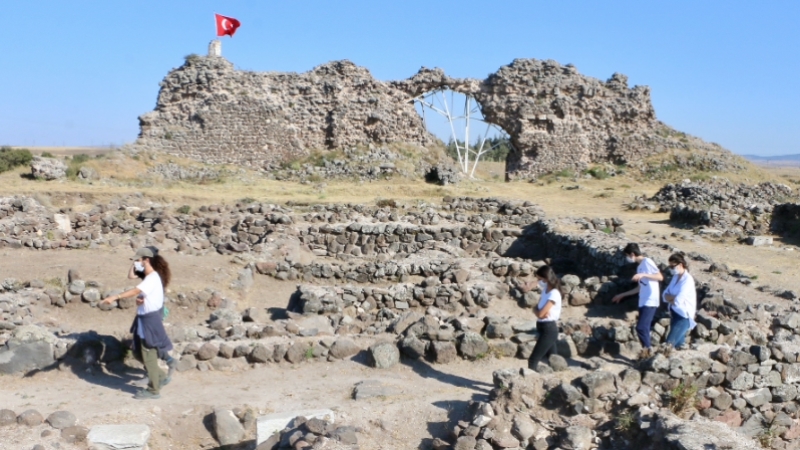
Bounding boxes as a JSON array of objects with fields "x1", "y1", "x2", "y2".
[{"x1": 1, "y1": 1, "x2": 798, "y2": 156}]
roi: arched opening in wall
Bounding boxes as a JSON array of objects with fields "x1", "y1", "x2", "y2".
[{"x1": 412, "y1": 89, "x2": 513, "y2": 179}]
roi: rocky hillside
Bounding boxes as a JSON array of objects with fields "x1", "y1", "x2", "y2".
[{"x1": 134, "y1": 52, "x2": 735, "y2": 178}]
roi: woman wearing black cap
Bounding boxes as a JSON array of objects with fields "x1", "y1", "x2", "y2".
[{"x1": 101, "y1": 247, "x2": 173, "y2": 399}]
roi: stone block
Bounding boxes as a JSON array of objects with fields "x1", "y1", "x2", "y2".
[
  {"x1": 87, "y1": 424, "x2": 150, "y2": 450},
  {"x1": 256, "y1": 409, "x2": 334, "y2": 445}
]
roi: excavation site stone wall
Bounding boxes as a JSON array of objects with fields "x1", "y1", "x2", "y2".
[
  {"x1": 133, "y1": 51, "x2": 732, "y2": 177},
  {"x1": 771, "y1": 203, "x2": 800, "y2": 238}
]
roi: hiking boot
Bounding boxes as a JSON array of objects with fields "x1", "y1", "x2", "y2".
[
  {"x1": 162, "y1": 356, "x2": 177, "y2": 386},
  {"x1": 167, "y1": 356, "x2": 177, "y2": 378},
  {"x1": 132, "y1": 377, "x2": 149, "y2": 388},
  {"x1": 134, "y1": 389, "x2": 160, "y2": 400},
  {"x1": 661, "y1": 344, "x2": 674, "y2": 357},
  {"x1": 638, "y1": 347, "x2": 651, "y2": 360}
]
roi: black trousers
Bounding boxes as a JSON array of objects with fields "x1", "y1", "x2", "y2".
[{"x1": 528, "y1": 320, "x2": 559, "y2": 370}]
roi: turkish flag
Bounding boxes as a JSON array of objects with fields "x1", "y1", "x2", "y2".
[{"x1": 215, "y1": 13, "x2": 240, "y2": 37}]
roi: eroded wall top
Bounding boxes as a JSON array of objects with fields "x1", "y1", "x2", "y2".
[{"x1": 135, "y1": 55, "x2": 725, "y2": 177}]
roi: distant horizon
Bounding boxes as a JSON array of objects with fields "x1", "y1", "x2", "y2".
[{"x1": 1, "y1": 1, "x2": 797, "y2": 156}]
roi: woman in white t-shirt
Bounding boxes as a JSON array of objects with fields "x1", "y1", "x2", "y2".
[
  {"x1": 662, "y1": 252, "x2": 697, "y2": 353},
  {"x1": 612, "y1": 243, "x2": 664, "y2": 359},
  {"x1": 100, "y1": 247, "x2": 174, "y2": 400},
  {"x1": 528, "y1": 265, "x2": 562, "y2": 372}
]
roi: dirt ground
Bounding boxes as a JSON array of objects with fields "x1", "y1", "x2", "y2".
[{"x1": 1, "y1": 156, "x2": 799, "y2": 449}]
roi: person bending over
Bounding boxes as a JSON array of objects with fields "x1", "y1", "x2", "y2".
[{"x1": 612, "y1": 243, "x2": 664, "y2": 359}]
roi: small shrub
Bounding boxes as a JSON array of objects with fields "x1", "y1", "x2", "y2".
[
  {"x1": 184, "y1": 53, "x2": 201, "y2": 63},
  {"x1": 553, "y1": 168, "x2": 574, "y2": 178},
  {"x1": 376, "y1": 199, "x2": 397, "y2": 208},
  {"x1": 44, "y1": 277, "x2": 63, "y2": 288},
  {"x1": 668, "y1": 382, "x2": 698, "y2": 414},
  {"x1": 304, "y1": 346, "x2": 314, "y2": 359},
  {"x1": 773, "y1": 271, "x2": 782, "y2": 275},
  {"x1": 0, "y1": 146, "x2": 33, "y2": 173},
  {"x1": 584, "y1": 166, "x2": 610, "y2": 179},
  {"x1": 65, "y1": 165, "x2": 79, "y2": 179},
  {"x1": 164, "y1": 131, "x2": 173, "y2": 140},
  {"x1": 176, "y1": 205, "x2": 191, "y2": 214},
  {"x1": 758, "y1": 426, "x2": 777, "y2": 448},
  {"x1": 601, "y1": 227, "x2": 612, "y2": 233},
  {"x1": 41, "y1": 151, "x2": 54, "y2": 158},
  {"x1": 239, "y1": 197, "x2": 256, "y2": 204},
  {"x1": 594, "y1": 192, "x2": 612, "y2": 198},
  {"x1": 688, "y1": 171, "x2": 712, "y2": 182},
  {"x1": 750, "y1": 275, "x2": 758, "y2": 280},
  {"x1": 614, "y1": 410, "x2": 637, "y2": 437},
  {"x1": 71, "y1": 154, "x2": 90, "y2": 164}
]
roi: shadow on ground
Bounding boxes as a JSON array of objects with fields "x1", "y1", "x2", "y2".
[
  {"x1": 24, "y1": 331, "x2": 145, "y2": 396},
  {"x1": 402, "y1": 358, "x2": 493, "y2": 395}
]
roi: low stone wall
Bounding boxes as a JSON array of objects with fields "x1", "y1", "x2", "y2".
[
  {"x1": 771, "y1": 203, "x2": 800, "y2": 238},
  {"x1": 629, "y1": 180, "x2": 797, "y2": 236}
]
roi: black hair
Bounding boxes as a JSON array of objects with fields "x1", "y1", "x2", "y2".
[
  {"x1": 535, "y1": 265, "x2": 561, "y2": 291},
  {"x1": 623, "y1": 243, "x2": 642, "y2": 257},
  {"x1": 668, "y1": 252, "x2": 688, "y2": 269}
]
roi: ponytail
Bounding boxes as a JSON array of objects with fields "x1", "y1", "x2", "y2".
[{"x1": 146, "y1": 255, "x2": 171, "y2": 288}]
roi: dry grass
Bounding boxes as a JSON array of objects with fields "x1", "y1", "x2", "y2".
[
  {"x1": 11, "y1": 146, "x2": 116, "y2": 157},
  {"x1": 1, "y1": 150, "x2": 788, "y2": 212}
]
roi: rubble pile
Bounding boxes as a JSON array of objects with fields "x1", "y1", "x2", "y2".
[{"x1": 628, "y1": 180, "x2": 796, "y2": 236}]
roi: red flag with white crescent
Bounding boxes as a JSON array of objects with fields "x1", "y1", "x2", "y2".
[{"x1": 215, "y1": 13, "x2": 240, "y2": 37}]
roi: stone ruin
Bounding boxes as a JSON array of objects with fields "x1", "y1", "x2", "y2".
[
  {"x1": 133, "y1": 47, "x2": 732, "y2": 179},
  {"x1": 6, "y1": 193, "x2": 800, "y2": 448}
]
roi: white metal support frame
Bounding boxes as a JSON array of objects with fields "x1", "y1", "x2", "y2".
[{"x1": 412, "y1": 89, "x2": 511, "y2": 178}]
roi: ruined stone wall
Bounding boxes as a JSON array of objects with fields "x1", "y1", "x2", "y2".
[
  {"x1": 135, "y1": 54, "x2": 731, "y2": 177},
  {"x1": 136, "y1": 57, "x2": 434, "y2": 168}
]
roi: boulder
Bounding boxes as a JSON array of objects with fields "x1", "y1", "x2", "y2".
[
  {"x1": 329, "y1": 339, "x2": 360, "y2": 360},
  {"x1": 17, "y1": 409, "x2": 43, "y2": 426},
  {"x1": 0, "y1": 325, "x2": 56, "y2": 374},
  {"x1": 46, "y1": 411, "x2": 77, "y2": 429},
  {"x1": 368, "y1": 341, "x2": 399, "y2": 368},
  {"x1": 399, "y1": 335, "x2": 427, "y2": 359},
  {"x1": 0, "y1": 409, "x2": 16, "y2": 426},
  {"x1": 458, "y1": 332, "x2": 489, "y2": 360},
  {"x1": 431, "y1": 341, "x2": 457, "y2": 364},
  {"x1": 562, "y1": 425, "x2": 592, "y2": 449},
  {"x1": 580, "y1": 371, "x2": 616, "y2": 398},
  {"x1": 30, "y1": 156, "x2": 67, "y2": 180},
  {"x1": 214, "y1": 408, "x2": 245, "y2": 446}
]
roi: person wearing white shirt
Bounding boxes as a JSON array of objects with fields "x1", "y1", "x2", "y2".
[
  {"x1": 662, "y1": 253, "x2": 697, "y2": 353},
  {"x1": 612, "y1": 243, "x2": 664, "y2": 359},
  {"x1": 101, "y1": 247, "x2": 174, "y2": 400},
  {"x1": 528, "y1": 265, "x2": 562, "y2": 372}
]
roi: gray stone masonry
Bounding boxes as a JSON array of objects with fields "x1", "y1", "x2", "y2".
[{"x1": 134, "y1": 55, "x2": 732, "y2": 177}]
